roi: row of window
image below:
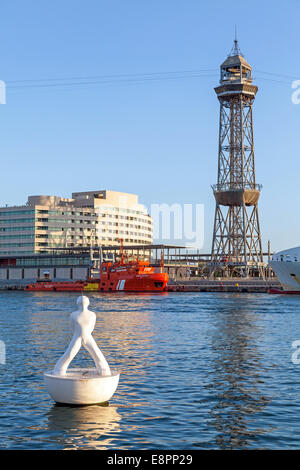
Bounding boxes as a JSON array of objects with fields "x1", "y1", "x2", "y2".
[
  {"x1": 0, "y1": 207, "x2": 151, "y2": 218},
  {"x1": 38, "y1": 217, "x2": 151, "y2": 227},
  {"x1": 0, "y1": 210, "x2": 34, "y2": 216},
  {"x1": 35, "y1": 237, "x2": 152, "y2": 247},
  {"x1": 0, "y1": 234, "x2": 35, "y2": 239},
  {"x1": 0, "y1": 226, "x2": 34, "y2": 232},
  {"x1": 37, "y1": 218, "x2": 96, "y2": 224},
  {"x1": 0, "y1": 218, "x2": 35, "y2": 224},
  {"x1": 97, "y1": 221, "x2": 151, "y2": 229},
  {"x1": 37, "y1": 226, "x2": 89, "y2": 232},
  {"x1": 97, "y1": 213, "x2": 150, "y2": 222},
  {"x1": 38, "y1": 210, "x2": 93, "y2": 217},
  {"x1": 37, "y1": 212, "x2": 95, "y2": 218},
  {"x1": 0, "y1": 233, "x2": 149, "y2": 241},
  {"x1": 0, "y1": 242, "x2": 34, "y2": 247},
  {"x1": 43, "y1": 232, "x2": 152, "y2": 240},
  {"x1": 94, "y1": 207, "x2": 148, "y2": 216},
  {"x1": 0, "y1": 215, "x2": 151, "y2": 226},
  {"x1": 36, "y1": 225, "x2": 152, "y2": 234},
  {"x1": 0, "y1": 219, "x2": 152, "y2": 237},
  {"x1": 0, "y1": 251, "x2": 33, "y2": 255},
  {"x1": 0, "y1": 221, "x2": 152, "y2": 235},
  {"x1": 15, "y1": 257, "x2": 90, "y2": 266}
]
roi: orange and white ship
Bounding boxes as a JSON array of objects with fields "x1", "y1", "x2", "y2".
[{"x1": 25, "y1": 240, "x2": 168, "y2": 293}]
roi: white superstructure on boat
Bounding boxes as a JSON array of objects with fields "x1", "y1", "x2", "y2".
[{"x1": 270, "y1": 247, "x2": 300, "y2": 292}]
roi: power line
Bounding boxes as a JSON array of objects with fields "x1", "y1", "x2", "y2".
[
  {"x1": 6, "y1": 68, "x2": 218, "y2": 84},
  {"x1": 254, "y1": 75, "x2": 294, "y2": 85},
  {"x1": 254, "y1": 69, "x2": 300, "y2": 81},
  {"x1": 7, "y1": 71, "x2": 219, "y2": 93},
  {"x1": 3, "y1": 67, "x2": 298, "y2": 94}
]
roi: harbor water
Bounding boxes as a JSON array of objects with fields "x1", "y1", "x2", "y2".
[{"x1": 0, "y1": 291, "x2": 300, "y2": 449}]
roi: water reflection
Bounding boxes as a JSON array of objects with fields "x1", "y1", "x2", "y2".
[
  {"x1": 90, "y1": 294, "x2": 156, "y2": 378},
  {"x1": 1, "y1": 291, "x2": 292, "y2": 449},
  {"x1": 46, "y1": 403, "x2": 122, "y2": 450},
  {"x1": 206, "y1": 295, "x2": 272, "y2": 449}
]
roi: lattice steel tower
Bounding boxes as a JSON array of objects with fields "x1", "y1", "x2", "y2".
[{"x1": 210, "y1": 39, "x2": 263, "y2": 277}]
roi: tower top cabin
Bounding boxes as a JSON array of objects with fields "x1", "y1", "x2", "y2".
[
  {"x1": 220, "y1": 39, "x2": 252, "y2": 85},
  {"x1": 215, "y1": 39, "x2": 257, "y2": 99}
]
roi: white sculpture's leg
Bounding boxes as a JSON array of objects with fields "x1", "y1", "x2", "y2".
[
  {"x1": 83, "y1": 335, "x2": 111, "y2": 376},
  {"x1": 53, "y1": 336, "x2": 82, "y2": 376}
]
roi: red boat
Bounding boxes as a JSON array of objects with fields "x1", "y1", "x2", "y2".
[
  {"x1": 24, "y1": 279, "x2": 86, "y2": 292},
  {"x1": 25, "y1": 241, "x2": 168, "y2": 293},
  {"x1": 269, "y1": 288, "x2": 300, "y2": 295}
]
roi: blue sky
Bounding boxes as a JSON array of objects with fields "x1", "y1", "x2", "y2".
[{"x1": 1, "y1": 0, "x2": 300, "y2": 252}]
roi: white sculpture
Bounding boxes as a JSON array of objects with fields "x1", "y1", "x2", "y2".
[
  {"x1": 53, "y1": 296, "x2": 111, "y2": 376},
  {"x1": 44, "y1": 295, "x2": 119, "y2": 405}
]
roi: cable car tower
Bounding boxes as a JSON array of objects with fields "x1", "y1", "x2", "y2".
[{"x1": 210, "y1": 38, "x2": 263, "y2": 277}]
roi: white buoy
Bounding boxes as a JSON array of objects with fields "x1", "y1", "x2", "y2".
[{"x1": 44, "y1": 296, "x2": 119, "y2": 405}]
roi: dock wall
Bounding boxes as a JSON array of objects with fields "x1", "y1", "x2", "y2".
[{"x1": 0, "y1": 266, "x2": 89, "y2": 288}]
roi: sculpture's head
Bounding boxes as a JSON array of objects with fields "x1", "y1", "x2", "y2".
[{"x1": 77, "y1": 295, "x2": 90, "y2": 309}]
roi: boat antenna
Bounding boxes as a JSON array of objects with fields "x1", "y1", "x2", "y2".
[
  {"x1": 229, "y1": 25, "x2": 243, "y2": 57},
  {"x1": 160, "y1": 251, "x2": 164, "y2": 269},
  {"x1": 116, "y1": 238, "x2": 124, "y2": 264}
]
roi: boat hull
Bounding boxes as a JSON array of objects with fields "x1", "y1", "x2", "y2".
[
  {"x1": 25, "y1": 273, "x2": 168, "y2": 293},
  {"x1": 97, "y1": 273, "x2": 168, "y2": 292},
  {"x1": 270, "y1": 246, "x2": 300, "y2": 293},
  {"x1": 269, "y1": 288, "x2": 300, "y2": 295},
  {"x1": 24, "y1": 281, "x2": 85, "y2": 292}
]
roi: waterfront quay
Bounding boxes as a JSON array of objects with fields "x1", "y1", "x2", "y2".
[
  {"x1": 0, "y1": 244, "x2": 279, "y2": 293},
  {"x1": 167, "y1": 278, "x2": 280, "y2": 293}
]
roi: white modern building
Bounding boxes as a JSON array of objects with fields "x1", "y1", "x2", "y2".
[{"x1": 0, "y1": 190, "x2": 153, "y2": 255}]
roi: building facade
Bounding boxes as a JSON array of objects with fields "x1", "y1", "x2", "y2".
[{"x1": 0, "y1": 190, "x2": 153, "y2": 255}]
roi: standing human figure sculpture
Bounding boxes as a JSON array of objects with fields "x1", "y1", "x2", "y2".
[{"x1": 53, "y1": 295, "x2": 111, "y2": 377}]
